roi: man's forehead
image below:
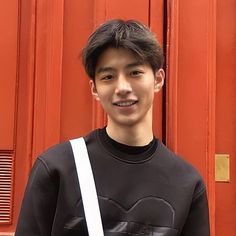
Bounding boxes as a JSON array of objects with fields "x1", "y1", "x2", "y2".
[{"x1": 95, "y1": 47, "x2": 145, "y2": 72}]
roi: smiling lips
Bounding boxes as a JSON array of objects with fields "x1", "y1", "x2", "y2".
[{"x1": 113, "y1": 100, "x2": 138, "y2": 107}]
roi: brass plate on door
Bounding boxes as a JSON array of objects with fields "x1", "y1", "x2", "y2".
[{"x1": 215, "y1": 154, "x2": 230, "y2": 182}]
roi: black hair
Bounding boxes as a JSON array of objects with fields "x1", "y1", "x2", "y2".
[{"x1": 82, "y1": 19, "x2": 164, "y2": 81}]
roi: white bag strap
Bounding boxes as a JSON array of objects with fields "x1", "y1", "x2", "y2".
[{"x1": 70, "y1": 138, "x2": 104, "y2": 236}]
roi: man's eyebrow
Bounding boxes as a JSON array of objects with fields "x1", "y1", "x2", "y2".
[{"x1": 96, "y1": 67, "x2": 115, "y2": 74}]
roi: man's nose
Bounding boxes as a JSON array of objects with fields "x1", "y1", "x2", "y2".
[{"x1": 114, "y1": 75, "x2": 132, "y2": 95}]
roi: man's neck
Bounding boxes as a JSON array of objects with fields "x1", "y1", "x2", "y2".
[{"x1": 106, "y1": 122, "x2": 153, "y2": 146}]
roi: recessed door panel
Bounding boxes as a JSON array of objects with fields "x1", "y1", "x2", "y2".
[{"x1": 0, "y1": 1, "x2": 19, "y2": 150}]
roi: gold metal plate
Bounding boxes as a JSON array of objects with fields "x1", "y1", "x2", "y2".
[{"x1": 215, "y1": 154, "x2": 230, "y2": 182}]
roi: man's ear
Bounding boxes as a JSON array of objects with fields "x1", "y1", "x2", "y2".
[
  {"x1": 90, "y1": 80, "x2": 100, "y2": 101},
  {"x1": 154, "y1": 68, "x2": 165, "y2": 92}
]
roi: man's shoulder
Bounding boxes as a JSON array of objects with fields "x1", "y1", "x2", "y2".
[
  {"x1": 157, "y1": 142, "x2": 205, "y2": 186},
  {"x1": 38, "y1": 129, "x2": 97, "y2": 170},
  {"x1": 39, "y1": 141, "x2": 71, "y2": 161}
]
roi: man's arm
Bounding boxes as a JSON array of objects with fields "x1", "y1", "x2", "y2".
[
  {"x1": 15, "y1": 158, "x2": 58, "y2": 236},
  {"x1": 180, "y1": 189, "x2": 210, "y2": 236}
]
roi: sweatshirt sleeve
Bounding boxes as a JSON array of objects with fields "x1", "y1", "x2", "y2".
[
  {"x1": 180, "y1": 188, "x2": 210, "y2": 236},
  {"x1": 15, "y1": 158, "x2": 58, "y2": 236}
]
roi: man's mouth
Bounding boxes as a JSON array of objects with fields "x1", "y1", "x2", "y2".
[{"x1": 113, "y1": 100, "x2": 138, "y2": 107}]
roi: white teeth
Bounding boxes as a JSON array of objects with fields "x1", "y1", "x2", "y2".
[{"x1": 115, "y1": 101, "x2": 136, "y2": 107}]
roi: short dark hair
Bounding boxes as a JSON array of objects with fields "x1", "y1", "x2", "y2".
[{"x1": 82, "y1": 19, "x2": 164, "y2": 81}]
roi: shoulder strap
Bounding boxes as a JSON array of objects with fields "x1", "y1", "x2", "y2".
[{"x1": 70, "y1": 138, "x2": 104, "y2": 236}]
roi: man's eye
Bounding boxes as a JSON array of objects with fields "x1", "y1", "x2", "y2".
[
  {"x1": 130, "y1": 70, "x2": 143, "y2": 77},
  {"x1": 101, "y1": 75, "x2": 113, "y2": 81}
]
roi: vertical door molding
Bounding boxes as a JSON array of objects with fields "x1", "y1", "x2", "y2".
[
  {"x1": 149, "y1": 0, "x2": 164, "y2": 139},
  {"x1": 166, "y1": 0, "x2": 216, "y2": 234},
  {"x1": 205, "y1": 1, "x2": 216, "y2": 235},
  {"x1": 166, "y1": 0, "x2": 179, "y2": 151},
  {"x1": 91, "y1": 0, "x2": 107, "y2": 129},
  {"x1": 13, "y1": 0, "x2": 37, "y2": 232},
  {"x1": 32, "y1": 0, "x2": 64, "y2": 159}
]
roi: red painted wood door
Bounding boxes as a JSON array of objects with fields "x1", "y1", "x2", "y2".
[
  {"x1": 4, "y1": 1, "x2": 236, "y2": 235},
  {"x1": 215, "y1": 0, "x2": 236, "y2": 235},
  {"x1": 0, "y1": 0, "x2": 164, "y2": 234}
]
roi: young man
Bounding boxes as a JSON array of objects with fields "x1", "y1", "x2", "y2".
[{"x1": 16, "y1": 19, "x2": 210, "y2": 235}]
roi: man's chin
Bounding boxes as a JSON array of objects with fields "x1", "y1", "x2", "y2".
[{"x1": 108, "y1": 116, "x2": 140, "y2": 128}]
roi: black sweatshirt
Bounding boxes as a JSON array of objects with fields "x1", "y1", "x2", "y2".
[{"x1": 16, "y1": 128, "x2": 210, "y2": 236}]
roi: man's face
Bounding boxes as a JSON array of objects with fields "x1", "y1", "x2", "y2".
[{"x1": 90, "y1": 47, "x2": 164, "y2": 128}]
